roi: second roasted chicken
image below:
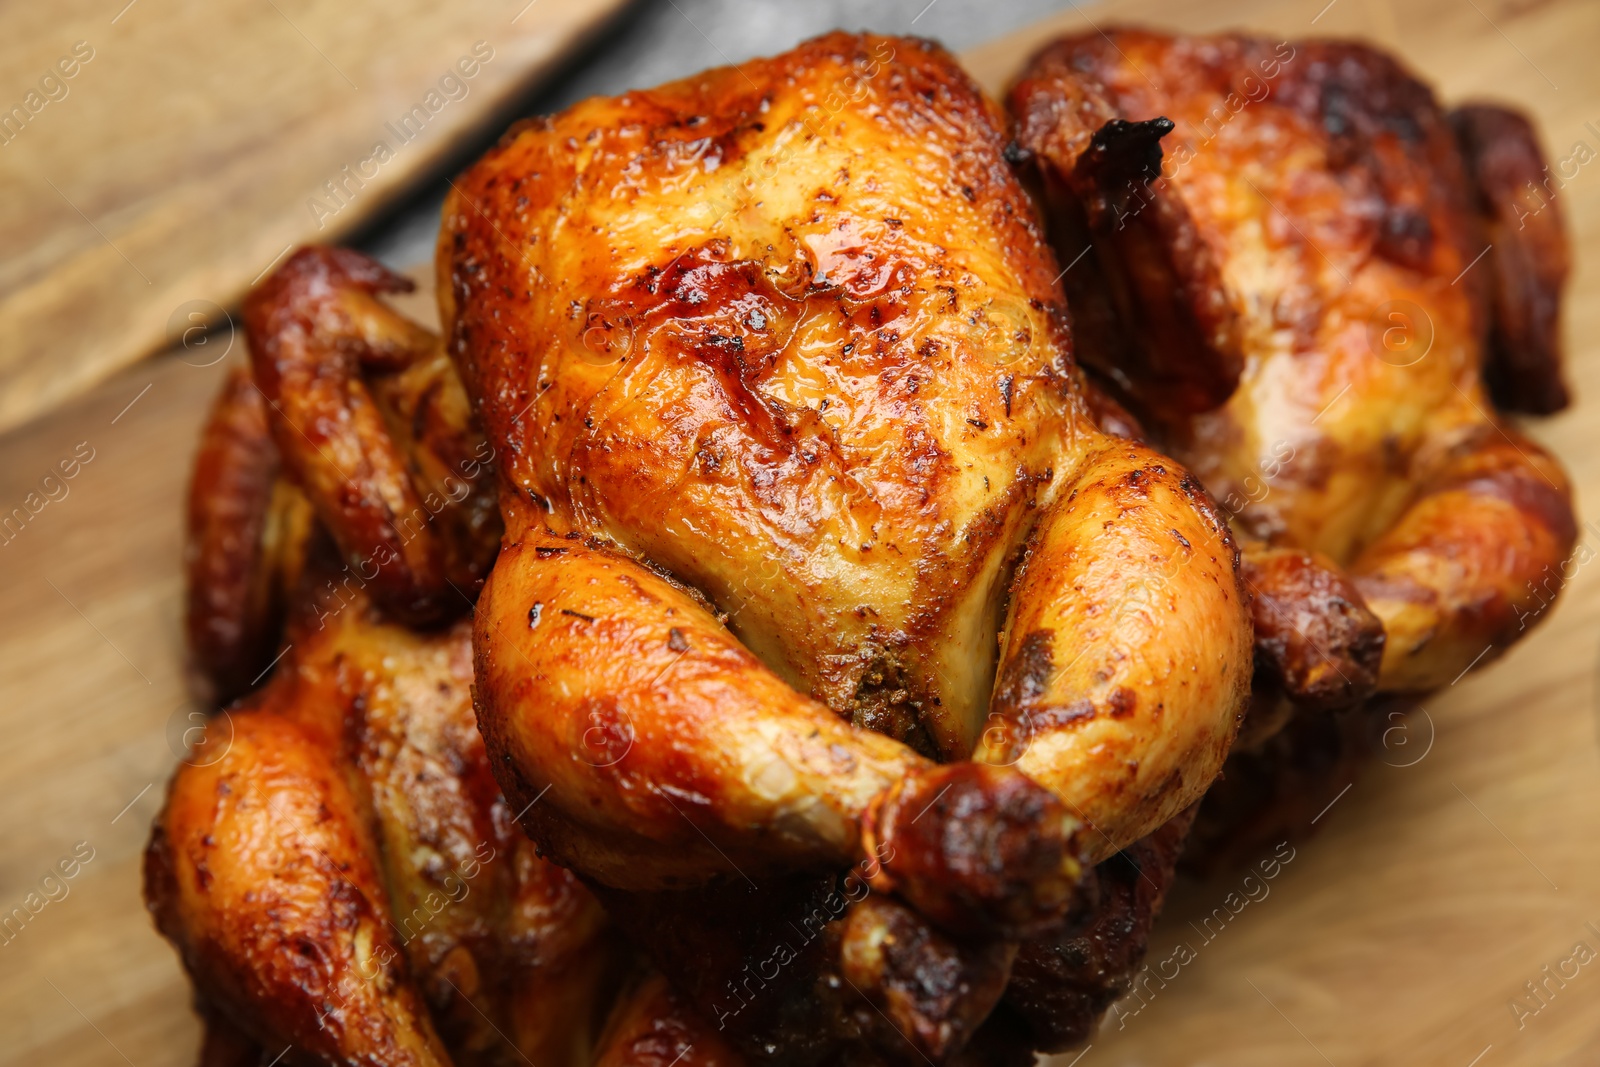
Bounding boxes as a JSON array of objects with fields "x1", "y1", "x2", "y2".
[{"x1": 1009, "y1": 28, "x2": 1577, "y2": 859}]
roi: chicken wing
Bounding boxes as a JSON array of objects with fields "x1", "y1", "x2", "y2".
[
  {"x1": 183, "y1": 364, "x2": 315, "y2": 704},
  {"x1": 242, "y1": 248, "x2": 500, "y2": 629}
]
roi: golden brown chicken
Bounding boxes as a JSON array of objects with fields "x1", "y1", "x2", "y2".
[
  {"x1": 1012, "y1": 27, "x2": 1576, "y2": 694},
  {"x1": 155, "y1": 32, "x2": 1290, "y2": 1066},
  {"x1": 184, "y1": 249, "x2": 501, "y2": 706},
  {"x1": 443, "y1": 30, "x2": 1249, "y2": 926},
  {"x1": 1008, "y1": 28, "x2": 1576, "y2": 855},
  {"x1": 149, "y1": 26, "x2": 1580, "y2": 1063},
  {"x1": 433, "y1": 33, "x2": 1254, "y2": 1059}
]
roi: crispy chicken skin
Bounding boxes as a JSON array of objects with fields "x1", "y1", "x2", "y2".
[
  {"x1": 148, "y1": 577, "x2": 619, "y2": 1067},
  {"x1": 157, "y1": 279, "x2": 617, "y2": 1066},
  {"x1": 242, "y1": 248, "x2": 501, "y2": 630},
  {"x1": 183, "y1": 365, "x2": 316, "y2": 704},
  {"x1": 1011, "y1": 29, "x2": 1576, "y2": 695},
  {"x1": 441, "y1": 33, "x2": 1251, "y2": 925}
]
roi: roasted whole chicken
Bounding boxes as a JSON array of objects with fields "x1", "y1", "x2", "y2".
[
  {"x1": 1008, "y1": 28, "x2": 1576, "y2": 858},
  {"x1": 442, "y1": 30, "x2": 1260, "y2": 1057},
  {"x1": 446, "y1": 28, "x2": 1249, "y2": 907}
]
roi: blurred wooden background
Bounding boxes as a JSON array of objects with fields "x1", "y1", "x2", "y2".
[
  {"x1": 0, "y1": 0, "x2": 629, "y2": 434},
  {"x1": 0, "y1": 0, "x2": 1597, "y2": 1063}
]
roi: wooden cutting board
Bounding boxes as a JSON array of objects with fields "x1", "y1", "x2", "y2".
[
  {"x1": 0, "y1": 0, "x2": 629, "y2": 435},
  {"x1": 2, "y1": 0, "x2": 1597, "y2": 1064}
]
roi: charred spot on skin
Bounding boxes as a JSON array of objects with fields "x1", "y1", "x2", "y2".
[
  {"x1": 881, "y1": 763, "x2": 1081, "y2": 939},
  {"x1": 535, "y1": 546, "x2": 567, "y2": 559},
  {"x1": 1175, "y1": 472, "x2": 1241, "y2": 567},
  {"x1": 667, "y1": 627, "x2": 690, "y2": 653},
  {"x1": 1075, "y1": 117, "x2": 1174, "y2": 193},
  {"x1": 1033, "y1": 699, "x2": 1096, "y2": 732},
  {"x1": 560, "y1": 608, "x2": 596, "y2": 624},
  {"x1": 834, "y1": 896, "x2": 1014, "y2": 1059},
  {"x1": 528, "y1": 603, "x2": 542, "y2": 628},
  {"x1": 1376, "y1": 205, "x2": 1435, "y2": 271},
  {"x1": 1003, "y1": 140, "x2": 1034, "y2": 166},
  {"x1": 1107, "y1": 687, "x2": 1138, "y2": 719},
  {"x1": 992, "y1": 630, "x2": 1056, "y2": 735}
]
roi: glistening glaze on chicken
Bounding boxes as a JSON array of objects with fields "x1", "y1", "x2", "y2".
[
  {"x1": 442, "y1": 31, "x2": 1252, "y2": 904},
  {"x1": 149, "y1": 587, "x2": 620, "y2": 1067},
  {"x1": 1011, "y1": 29, "x2": 1576, "y2": 695}
]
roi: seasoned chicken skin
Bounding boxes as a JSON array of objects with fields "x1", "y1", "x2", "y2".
[
  {"x1": 151, "y1": 572, "x2": 620, "y2": 1066},
  {"x1": 439, "y1": 32, "x2": 1252, "y2": 923},
  {"x1": 1011, "y1": 29, "x2": 1576, "y2": 696},
  {"x1": 156, "y1": 264, "x2": 621, "y2": 1066},
  {"x1": 157, "y1": 386, "x2": 615, "y2": 1067}
]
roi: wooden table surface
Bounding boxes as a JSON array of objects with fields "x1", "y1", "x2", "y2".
[
  {"x1": 2, "y1": 0, "x2": 1598, "y2": 1063},
  {"x1": 0, "y1": 0, "x2": 629, "y2": 435}
]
